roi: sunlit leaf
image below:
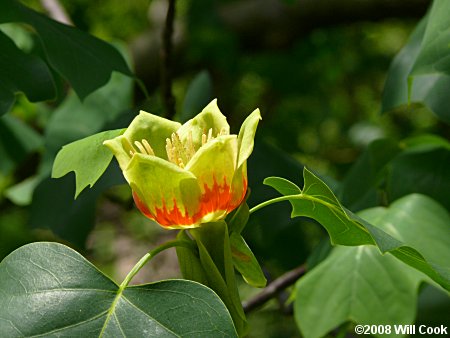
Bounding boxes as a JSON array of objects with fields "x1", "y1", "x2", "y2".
[
  {"x1": 0, "y1": 242, "x2": 238, "y2": 337},
  {"x1": 52, "y1": 129, "x2": 124, "y2": 198},
  {"x1": 264, "y1": 168, "x2": 450, "y2": 291}
]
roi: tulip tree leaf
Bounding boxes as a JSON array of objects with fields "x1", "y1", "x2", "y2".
[
  {"x1": 410, "y1": 0, "x2": 450, "y2": 78},
  {"x1": 52, "y1": 129, "x2": 124, "y2": 198},
  {"x1": 0, "y1": 242, "x2": 238, "y2": 337},
  {"x1": 295, "y1": 245, "x2": 425, "y2": 338},
  {"x1": 0, "y1": 0, "x2": 133, "y2": 100},
  {"x1": 230, "y1": 232, "x2": 266, "y2": 288},
  {"x1": 295, "y1": 194, "x2": 450, "y2": 338},
  {"x1": 381, "y1": 15, "x2": 450, "y2": 124},
  {"x1": 264, "y1": 167, "x2": 450, "y2": 291},
  {"x1": 0, "y1": 30, "x2": 56, "y2": 115}
]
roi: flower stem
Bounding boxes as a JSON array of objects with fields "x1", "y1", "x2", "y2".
[
  {"x1": 119, "y1": 239, "x2": 195, "y2": 291},
  {"x1": 249, "y1": 195, "x2": 299, "y2": 215}
]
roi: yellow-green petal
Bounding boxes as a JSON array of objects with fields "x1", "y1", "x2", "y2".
[
  {"x1": 186, "y1": 135, "x2": 238, "y2": 190},
  {"x1": 237, "y1": 108, "x2": 261, "y2": 169},
  {"x1": 103, "y1": 134, "x2": 133, "y2": 172},
  {"x1": 124, "y1": 110, "x2": 181, "y2": 159},
  {"x1": 125, "y1": 153, "x2": 201, "y2": 228},
  {"x1": 177, "y1": 99, "x2": 230, "y2": 148}
]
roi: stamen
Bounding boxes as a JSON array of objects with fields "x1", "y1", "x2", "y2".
[
  {"x1": 166, "y1": 138, "x2": 175, "y2": 163},
  {"x1": 207, "y1": 128, "x2": 213, "y2": 142},
  {"x1": 141, "y1": 139, "x2": 155, "y2": 155},
  {"x1": 219, "y1": 127, "x2": 227, "y2": 136},
  {"x1": 178, "y1": 158, "x2": 185, "y2": 168},
  {"x1": 186, "y1": 130, "x2": 195, "y2": 160},
  {"x1": 134, "y1": 141, "x2": 146, "y2": 154},
  {"x1": 202, "y1": 133, "x2": 207, "y2": 145}
]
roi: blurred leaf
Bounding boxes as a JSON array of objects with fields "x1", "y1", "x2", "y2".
[
  {"x1": 4, "y1": 176, "x2": 40, "y2": 206},
  {"x1": 0, "y1": 242, "x2": 238, "y2": 337},
  {"x1": 295, "y1": 245, "x2": 425, "y2": 338},
  {"x1": 264, "y1": 168, "x2": 450, "y2": 291},
  {"x1": 181, "y1": 70, "x2": 213, "y2": 122},
  {"x1": 338, "y1": 138, "x2": 401, "y2": 211},
  {"x1": 0, "y1": 0, "x2": 133, "y2": 100},
  {"x1": 0, "y1": 114, "x2": 43, "y2": 174},
  {"x1": 230, "y1": 232, "x2": 266, "y2": 288},
  {"x1": 411, "y1": 0, "x2": 450, "y2": 77},
  {"x1": 0, "y1": 30, "x2": 55, "y2": 115},
  {"x1": 381, "y1": 16, "x2": 450, "y2": 123},
  {"x1": 31, "y1": 163, "x2": 124, "y2": 248},
  {"x1": 52, "y1": 129, "x2": 124, "y2": 198},
  {"x1": 358, "y1": 194, "x2": 450, "y2": 279},
  {"x1": 388, "y1": 142, "x2": 450, "y2": 210}
]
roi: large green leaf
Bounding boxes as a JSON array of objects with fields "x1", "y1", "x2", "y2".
[
  {"x1": 388, "y1": 143, "x2": 450, "y2": 210},
  {"x1": 295, "y1": 193, "x2": 450, "y2": 338},
  {"x1": 338, "y1": 138, "x2": 400, "y2": 211},
  {"x1": 264, "y1": 168, "x2": 450, "y2": 291},
  {"x1": 0, "y1": 242, "x2": 238, "y2": 337},
  {"x1": 410, "y1": 0, "x2": 450, "y2": 77},
  {"x1": 0, "y1": 0, "x2": 133, "y2": 100},
  {"x1": 52, "y1": 129, "x2": 124, "y2": 198},
  {"x1": 381, "y1": 15, "x2": 450, "y2": 124},
  {"x1": 0, "y1": 29, "x2": 55, "y2": 115},
  {"x1": 295, "y1": 246, "x2": 425, "y2": 338}
]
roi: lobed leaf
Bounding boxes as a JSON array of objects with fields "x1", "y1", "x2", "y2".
[
  {"x1": 0, "y1": 242, "x2": 238, "y2": 337},
  {"x1": 264, "y1": 167, "x2": 450, "y2": 291},
  {"x1": 52, "y1": 129, "x2": 124, "y2": 198}
]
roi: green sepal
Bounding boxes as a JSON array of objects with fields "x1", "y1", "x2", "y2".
[
  {"x1": 52, "y1": 129, "x2": 124, "y2": 198},
  {"x1": 226, "y1": 191, "x2": 250, "y2": 234},
  {"x1": 175, "y1": 230, "x2": 208, "y2": 285},
  {"x1": 230, "y1": 232, "x2": 267, "y2": 288},
  {"x1": 190, "y1": 221, "x2": 247, "y2": 336}
]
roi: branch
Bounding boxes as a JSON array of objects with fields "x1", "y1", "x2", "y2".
[
  {"x1": 161, "y1": 0, "x2": 177, "y2": 119},
  {"x1": 243, "y1": 264, "x2": 306, "y2": 313}
]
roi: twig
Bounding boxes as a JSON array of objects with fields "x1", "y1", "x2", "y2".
[
  {"x1": 161, "y1": 0, "x2": 176, "y2": 119},
  {"x1": 243, "y1": 264, "x2": 306, "y2": 313},
  {"x1": 40, "y1": 0, "x2": 73, "y2": 25}
]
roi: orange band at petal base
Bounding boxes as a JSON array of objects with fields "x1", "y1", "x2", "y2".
[{"x1": 133, "y1": 175, "x2": 247, "y2": 228}]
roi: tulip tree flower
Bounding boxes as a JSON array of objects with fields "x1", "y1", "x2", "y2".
[{"x1": 104, "y1": 99, "x2": 261, "y2": 229}]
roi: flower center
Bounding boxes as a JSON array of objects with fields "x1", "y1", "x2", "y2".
[{"x1": 131, "y1": 128, "x2": 228, "y2": 168}]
